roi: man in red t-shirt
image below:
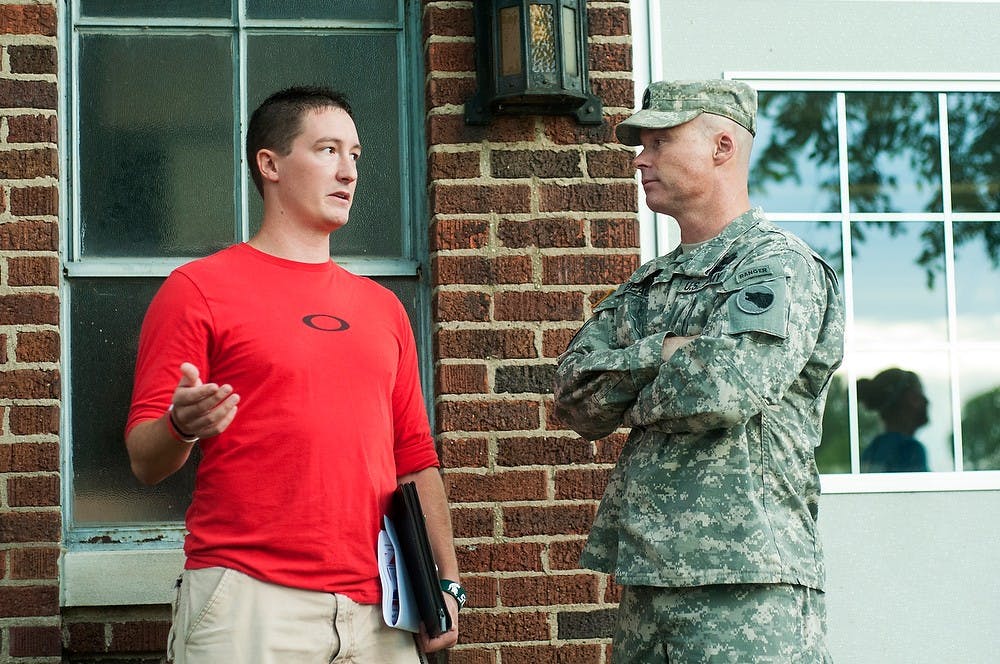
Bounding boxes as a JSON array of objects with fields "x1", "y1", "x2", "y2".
[{"x1": 126, "y1": 86, "x2": 462, "y2": 663}]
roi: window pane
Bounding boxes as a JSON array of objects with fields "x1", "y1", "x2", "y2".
[
  {"x1": 773, "y1": 220, "x2": 844, "y2": 279},
  {"x1": 79, "y1": 0, "x2": 230, "y2": 18},
  {"x1": 246, "y1": 33, "x2": 403, "y2": 258},
  {"x1": 953, "y1": 221, "x2": 1000, "y2": 341},
  {"x1": 816, "y1": 370, "x2": 851, "y2": 474},
  {"x1": 246, "y1": 0, "x2": 398, "y2": 21},
  {"x1": 846, "y1": 92, "x2": 942, "y2": 213},
  {"x1": 948, "y1": 92, "x2": 1000, "y2": 213},
  {"x1": 79, "y1": 34, "x2": 236, "y2": 257},
  {"x1": 751, "y1": 91, "x2": 840, "y2": 213},
  {"x1": 958, "y1": 350, "x2": 1000, "y2": 470},
  {"x1": 70, "y1": 278, "x2": 196, "y2": 527},
  {"x1": 851, "y1": 221, "x2": 948, "y2": 345},
  {"x1": 855, "y1": 351, "x2": 954, "y2": 473}
]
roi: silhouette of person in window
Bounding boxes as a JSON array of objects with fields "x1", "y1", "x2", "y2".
[{"x1": 857, "y1": 368, "x2": 930, "y2": 472}]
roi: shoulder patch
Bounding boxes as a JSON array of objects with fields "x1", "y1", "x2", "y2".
[
  {"x1": 735, "y1": 264, "x2": 775, "y2": 284},
  {"x1": 726, "y1": 277, "x2": 788, "y2": 339}
]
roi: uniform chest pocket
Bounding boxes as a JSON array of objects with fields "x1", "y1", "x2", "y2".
[{"x1": 645, "y1": 276, "x2": 721, "y2": 337}]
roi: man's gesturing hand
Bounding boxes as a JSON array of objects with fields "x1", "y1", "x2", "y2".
[{"x1": 169, "y1": 362, "x2": 240, "y2": 440}]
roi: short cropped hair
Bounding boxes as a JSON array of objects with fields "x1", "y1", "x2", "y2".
[{"x1": 246, "y1": 85, "x2": 354, "y2": 195}]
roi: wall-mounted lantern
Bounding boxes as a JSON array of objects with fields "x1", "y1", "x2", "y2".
[{"x1": 465, "y1": 0, "x2": 603, "y2": 125}]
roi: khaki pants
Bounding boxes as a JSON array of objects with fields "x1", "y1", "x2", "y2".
[{"x1": 168, "y1": 567, "x2": 424, "y2": 664}]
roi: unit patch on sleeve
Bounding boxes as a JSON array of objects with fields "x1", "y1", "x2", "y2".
[{"x1": 726, "y1": 278, "x2": 788, "y2": 338}]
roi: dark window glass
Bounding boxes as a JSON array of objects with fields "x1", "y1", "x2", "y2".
[
  {"x1": 78, "y1": 34, "x2": 236, "y2": 257},
  {"x1": 79, "y1": 0, "x2": 231, "y2": 19},
  {"x1": 958, "y1": 350, "x2": 1000, "y2": 471},
  {"x1": 246, "y1": 0, "x2": 398, "y2": 22},
  {"x1": 245, "y1": 33, "x2": 404, "y2": 258}
]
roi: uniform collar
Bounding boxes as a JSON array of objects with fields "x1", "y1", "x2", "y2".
[{"x1": 660, "y1": 207, "x2": 766, "y2": 277}]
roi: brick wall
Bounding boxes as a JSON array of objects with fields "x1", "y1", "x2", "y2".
[
  {"x1": 424, "y1": 2, "x2": 638, "y2": 662},
  {"x1": 0, "y1": 1, "x2": 63, "y2": 662}
]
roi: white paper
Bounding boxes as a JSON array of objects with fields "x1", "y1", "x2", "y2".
[{"x1": 377, "y1": 516, "x2": 421, "y2": 633}]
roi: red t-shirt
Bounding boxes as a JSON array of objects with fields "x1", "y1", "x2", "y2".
[{"x1": 127, "y1": 243, "x2": 438, "y2": 603}]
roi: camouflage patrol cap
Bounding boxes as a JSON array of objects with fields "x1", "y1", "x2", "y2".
[{"x1": 615, "y1": 79, "x2": 757, "y2": 146}]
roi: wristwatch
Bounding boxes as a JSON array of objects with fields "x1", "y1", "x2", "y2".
[{"x1": 439, "y1": 579, "x2": 467, "y2": 611}]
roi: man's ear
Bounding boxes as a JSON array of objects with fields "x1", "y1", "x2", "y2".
[
  {"x1": 256, "y1": 149, "x2": 280, "y2": 184},
  {"x1": 713, "y1": 131, "x2": 737, "y2": 164}
]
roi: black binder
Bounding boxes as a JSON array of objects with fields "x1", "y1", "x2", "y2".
[{"x1": 390, "y1": 482, "x2": 451, "y2": 637}]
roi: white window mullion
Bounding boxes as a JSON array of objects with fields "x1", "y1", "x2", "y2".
[{"x1": 938, "y1": 92, "x2": 964, "y2": 472}]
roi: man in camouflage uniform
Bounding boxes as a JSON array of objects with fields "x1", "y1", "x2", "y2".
[{"x1": 553, "y1": 80, "x2": 845, "y2": 662}]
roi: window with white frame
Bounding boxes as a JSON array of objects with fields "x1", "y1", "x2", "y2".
[
  {"x1": 737, "y1": 75, "x2": 1000, "y2": 491},
  {"x1": 62, "y1": 0, "x2": 428, "y2": 550}
]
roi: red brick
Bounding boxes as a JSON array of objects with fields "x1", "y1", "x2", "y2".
[
  {"x1": 9, "y1": 185, "x2": 58, "y2": 215},
  {"x1": 0, "y1": 5, "x2": 57, "y2": 36},
  {"x1": 460, "y1": 610, "x2": 550, "y2": 644},
  {"x1": 447, "y1": 648, "x2": 497, "y2": 664},
  {"x1": 10, "y1": 404, "x2": 59, "y2": 436},
  {"x1": 439, "y1": 437, "x2": 490, "y2": 469},
  {"x1": 591, "y1": 77, "x2": 634, "y2": 109},
  {"x1": 496, "y1": 435, "x2": 594, "y2": 467},
  {"x1": 0, "y1": 510, "x2": 61, "y2": 542},
  {"x1": 491, "y1": 149, "x2": 582, "y2": 179},
  {"x1": 6, "y1": 114, "x2": 58, "y2": 144},
  {"x1": 437, "y1": 363, "x2": 488, "y2": 394},
  {"x1": 430, "y1": 149, "x2": 482, "y2": 179},
  {"x1": 589, "y1": 42, "x2": 632, "y2": 72},
  {"x1": 0, "y1": 585, "x2": 58, "y2": 617},
  {"x1": 8, "y1": 255, "x2": 60, "y2": 286},
  {"x1": 555, "y1": 467, "x2": 611, "y2": 500},
  {"x1": 451, "y1": 506, "x2": 494, "y2": 539},
  {"x1": 8, "y1": 44, "x2": 57, "y2": 75},
  {"x1": 462, "y1": 574, "x2": 499, "y2": 609},
  {"x1": 423, "y1": 5, "x2": 474, "y2": 38},
  {"x1": 544, "y1": 112, "x2": 629, "y2": 146},
  {"x1": 0, "y1": 442, "x2": 60, "y2": 471},
  {"x1": 587, "y1": 288, "x2": 616, "y2": 308},
  {"x1": 494, "y1": 290, "x2": 583, "y2": 322},
  {"x1": 434, "y1": 255, "x2": 531, "y2": 285},
  {"x1": 502, "y1": 504, "x2": 596, "y2": 537},
  {"x1": 0, "y1": 80, "x2": 57, "y2": 110},
  {"x1": 15, "y1": 329, "x2": 59, "y2": 363},
  {"x1": 9, "y1": 546, "x2": 59, "y2": 580},
  {"x1": 436, "y1": 328, "x2": 536, "y2": 360},
  {"x1": 431, "y1": 219, "x2": 490, "y2": 251},
  {"x1": 445, "y1": 470, "x2": 548, "y2": 503},
  {"x1": 432, "y1": 183, "x2": 532, "y2": 215},
  {"x1": 427, "y1": 75, "x2": 478, "y2": 108},
  {"x1": 595, "y1": 433, "x2": 627, "y2": 463},
  {"x1": 591, "y1": 217, "x2": 639, "y2": 248},
  {"x1": 0, "y1": 332, "x2": 7, "y2": 363},
  {"x1": 542, "y1": 254, "x2": 639, "y2": 286},
  {"x1": 0, "y1": 147, "x2": 58, "y2": 179},
  {"x1": 457, "y1": 542, "x2": 544, "y2": 573},
  {"x1": 499, "y1": 573, "x2": 599, "y2": 607},
  {"x1": 8, "y1": 474, "x2": 60, "y2": 507},
  {"x1": 497, "y1": 218, "x2": 585, "y2": 249},
  {"x1": 588, "y1": 6, "x2": 631, "y2": 37},
  {"x1": 0, "y1": 368, "x2": 59, "y2": 398},
  {"x1": 427, "y1": 41, "x2": 475, "y2": 72},
  {"x1": 548, "y1": 539, "x2": 587, "y2": 571},
  {"x1": 427, "y1": 113, "x2": 535, "y2": 145},
  {"x1": 538, "y1": 182, "x2": 636, "y2": 213},
  {"x1": 437, "y1": 399, "x2": 538, "y2": 433},
  {"x1": 0, "y1": 293, "x2": 59, "y2": 325},
  {"x1": 0, "y1": 219, "x2": 59, "y2": 250},
  {"x1": 587, "y1": 149, "x2": 635, "y2": 178},
  {"x1": 110, "y1": 620, "x2": 172, "y2": 652},
  {"x1": 434, "y1": 290, "x2": 491, "y2": 323},
  {"x1": 543, "y1": 328, "x2": 577, "y2": 357},
  {"x1": 501, "y1": 643, "x2": 603, "y2": 664},
  {"x1": 9, "y1": 624, "x2": 61, "y2": 657},
  {"x1": 605, "y1": 580, "x2": 622, "y2": 604},
  {"x1": 64, "y1": 621, "x2": 107, "y2": 654}
]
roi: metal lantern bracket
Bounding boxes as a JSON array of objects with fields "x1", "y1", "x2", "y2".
[{"x1": 465, "y1": 0, "x2": 603, "y2": 125}]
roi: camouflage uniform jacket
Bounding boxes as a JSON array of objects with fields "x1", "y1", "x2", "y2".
[{"x1": 553, "y1": 208, "x2": 845, "y2": 591}]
